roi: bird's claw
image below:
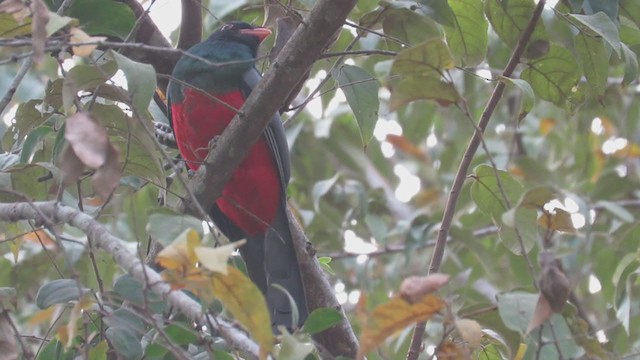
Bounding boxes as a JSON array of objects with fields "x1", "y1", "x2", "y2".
[{"x1": 154, "y1": 121, "x2": 178, "y2": 148}]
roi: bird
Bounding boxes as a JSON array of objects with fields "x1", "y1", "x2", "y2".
[{"x1": 167, "y1": 21, "x2": 308, "y2": 329}]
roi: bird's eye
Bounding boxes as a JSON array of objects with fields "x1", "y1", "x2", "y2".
[{"x1": 220, "y1": 24, "x2": 233, "y2": 31}]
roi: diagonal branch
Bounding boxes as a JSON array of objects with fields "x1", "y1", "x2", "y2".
[{"x1": 0, "y1": 202, "x2": 260, "y2": 359}]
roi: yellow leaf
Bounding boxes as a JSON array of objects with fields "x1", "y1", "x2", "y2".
[
  {"x1": 514, "y1": 343, "x2": 528, "y2": 360},
  {"x1": 455, "y1": 318, "x2": 482, "y2": 348},
  {"x1": 539, "y1": 118, "x2": 556, "y2": 135},
  {"x1": 27, "y1": 307, "x2": 55, "y2": 327},
  {"x1": 156, "y1": 228, "x2": 201, "y2": 271},
  {"x1": 69, "y1": 27, "x2": 106, "y2": 57},
  {"x1": 195, "y1": 240, "x2": 245, "y2": 275},
  {"x1": 357, "y1": 295, "x2": 445, "y2": 359},
  {"x1": 210, "y1": 267, "x2": 273, "y2": 357}
]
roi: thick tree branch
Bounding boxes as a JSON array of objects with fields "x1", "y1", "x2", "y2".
[
  {"x1": 178, "y1": 0, "x2": 202, "y2": 50},
  {"x1": 0, "y1": 202, "x2": 260, "y2": 359},
  {"x1": 287, "y1": 208, "x2": 359, "y2": 359},
  {"x1": 405, "y1": 1, "x2": 547, "y2": 360}
]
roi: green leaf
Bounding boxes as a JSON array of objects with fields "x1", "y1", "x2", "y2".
[
  {"x1": 105, "y1": 308, "x2": 145, "y2": 335},
  {"x1": 164, "y1": 323, "x2": 198, "y2": 345},
  {"x1": 62, "y1": 61, "x2": 118, "y2": 111},
  {"x1": 470, "y1": 164, "x2": 524, "y2": 220},
  {"x1": 147, "y1": 208, "x2": 203, "y2": 246},
  {"x1": 20, "y1": 126, "x2": 52, "y2": 164},
  {"x1": 621, "y1": 43, "x2": 639, "y2": 86},
  {"x1": 391, "y1": 38, "x2": 455, "y2": 76},
  {"x1": 520, "y1": 44, "x2": 581, "y2": 105},
  {"x1": 331, "y1": 65, "x2": 380, "y2": 148},
  {"x1": 90, "y1": 103, "x2": 163, "y2": 186},
  {"x1": 595, "y1": 200, "x2": 635, "y2": 222},
  {"x1": 50, "y1": 0, "x2": 135, "y2": 39},
  {"x1": 303, "y1": 308, "x2": 343, "y2": 334},
  {"x1": 499, "y1": 77, "x2": 535, "y2": 121},
  {"x1": 317, "y1": 256, "x2": 335, "y2": 275},
  {"x1": 574, "y1": 33, "x2": 611, "y2": 97},
  {"x1": 445, "y1": 0, "x2": 489, "y2": 67},
  {"x1": 36, "y1": 279, "x2": 90, "y2": 309},
  {"x1": 46, "y1": 13, "x2": 78, "y2": 36},
  {"x1": 612, "y1": 252, "x2": 639, "y2": 286},
  {"x1": 500, "y1": 207, "x2": 537, "y2": 255},
  {"x1": 311, "y1": 174, "x2": 339, "y2": 211},
  {"x1": 105, "y1": 327, "x2": 143, "y2": 360},
  {"x1": 278, "y1": 330, "x2": 315, "y2": 359},
  {"x1": 621, "y1": 0, "x2": 640, "y2": 29},
  {"x1": 108, "y1": 50, "x2": 157, "y2": 114},
  {"x1": 389, "y1": 76, "x2": 459, "y2": 110},
  {"x1": 497, "y1": 292, "x2": 538, "y2": 335},
  {"x1": 0, "y1": 14, "x2": 32, "y2": 37},
  {"x1": 484, "y1": 0, "x2": 547, "y2": 48},
  {"x1": 88, "y1": 340, "x2": 108, "y2": 360},
  {"x1": 569, "y1": 12, "x2": 622, "y2": 56},
  {"x1": 382, "y1": 8, "x2": 442, "y2": 49}
]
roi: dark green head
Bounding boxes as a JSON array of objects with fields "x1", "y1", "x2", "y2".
[
  {"x1": 207, "y1": 21, "x2": 272, "y2": 58},
  {"x1": 169, "y1": 22, "x2": 271, "y2": 98}
]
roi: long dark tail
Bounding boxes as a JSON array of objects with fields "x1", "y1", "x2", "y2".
[
  {"x1": 250, "y1": 203, "x2": 307, "y2": 330},
  {"x1": 211, "y1": 203, "x2": 308, "y2": 330}
]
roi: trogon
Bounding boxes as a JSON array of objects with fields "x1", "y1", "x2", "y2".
[{"x1": 167, "y1": 22, "x2": 308, "y2": 328}]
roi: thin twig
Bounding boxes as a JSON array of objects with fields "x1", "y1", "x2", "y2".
[{"x1": 405, "y1": 1, "x2": 547, "y2": 359}]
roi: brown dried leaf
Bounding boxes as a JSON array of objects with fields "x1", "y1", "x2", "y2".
[
  {"x1": 30, "y1": 0, "x2": 49, "y2": 64},
  {"x1": 357, "y1": 294, "x2": 445, "y2": 359},
  {"x1": 386, "y1": 134, "x2": 428, "y2": 160},
  {"x1": 539, "y1": 252, "x2": 570, "y2": 313},
  {"x1": 435, "y1": 340, "x2": 470, "y2": 359},
  {"x1": 538, "y1": 207, "x2": 576, "y2": 233},
  {"x1": 92, "y1": 144, "x2": 121, "y2": 200},
  {"x1": 399, "y1": 273, "x2": 450, "y2": 304},
  {"x1": 525, "y1": 294, "x2": 553, "y2": 335},
  {"x1": 58, "y1": 145, "x2": 84, "y2": 187},
  {"x1": 65, "y1": 113, "x2": 109, "y2": 168},
  {"x1": 0, "y1": 0, "x2": 28, "y2": 22}
]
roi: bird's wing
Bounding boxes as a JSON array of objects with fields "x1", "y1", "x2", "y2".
[{"x1": 241, "y1": 68, "x2": 291, "y2": 194}]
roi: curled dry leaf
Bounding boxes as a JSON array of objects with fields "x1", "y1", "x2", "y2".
[
  {"x1": 399, "y1": 273, "x2": 450, "y2": 304},
  {"x1": 539, "y1": 251, "x2": 570, "y2": 313},
  {"x1": 60, "y1": 112, "x2": 122, "y2": 199},
  {"x1": 525, "y1": 294, "x2": 553, "y2": 335},
  {"x1": 91, "y1": 144, "x2": 121, "y2": 200},
  {"x1": 455, "y1": 318, "x2": 483, "y2": 348},
  {"x1": 65, "y1": 113, "x2": 109, "y2": 168}
]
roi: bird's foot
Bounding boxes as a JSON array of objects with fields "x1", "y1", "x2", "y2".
[
  {"x1": 154, "y1": 121, "x2": 177, "y2": 148},
  {"x1": 208, "y1": 135, "x2": 221, "y2": 150}
]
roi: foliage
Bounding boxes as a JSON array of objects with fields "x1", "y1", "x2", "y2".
[{"x1": 1, "y1": 0, "x2": 640, "y2": 359}]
